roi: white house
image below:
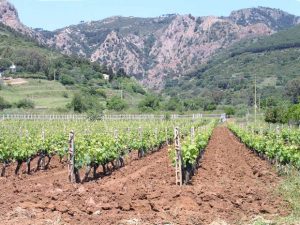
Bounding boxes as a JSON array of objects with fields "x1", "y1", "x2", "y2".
[
  {"x1": 10, "y1": 64, "x2": 16, "y2": 73},
  {"x1": 103, "y1": 74, "x2": 110, "y2": 81}
]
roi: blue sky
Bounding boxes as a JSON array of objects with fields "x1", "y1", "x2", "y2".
[{"x1": 9, "y1": 0, "x2": 300, "y2": 31}]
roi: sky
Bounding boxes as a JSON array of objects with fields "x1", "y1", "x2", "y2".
[{"x1": 9, "y1": 0, "x2": 300, "y2": 31}]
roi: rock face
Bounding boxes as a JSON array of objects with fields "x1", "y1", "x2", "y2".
[
  {"x1": 42, "y1": 7, "x2": 299, "y2": 89},
  {"x1": 0, "y1": 0, "x2": 24, "y2": 32},
  {"x1": 0, "y1": 0, "x2": 44, "y2": 41},
  {"x1": 0, "y1": 1, "x2": 299, "y2": 89}
]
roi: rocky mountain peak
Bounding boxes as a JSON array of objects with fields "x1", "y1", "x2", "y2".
[
  {"x1": 0, "y1": 2, "x2": 299, "y2": 89},
  {"x1": 229, "y1": 6, "x2": 299, "y2": 29},
  {"x1": 0, "y1": 0, "x2": 21, "y2": 28},
  {"x1": 0, "y1": 0, "x2": 43, "y2": 40}
]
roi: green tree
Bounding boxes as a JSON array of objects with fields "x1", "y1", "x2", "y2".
[
  {"x1": 285, "y1": 78, "x2": 300, "y2": 104},
  {"x1": 70, "y1": 93, "x2": 87, "y2": 113},
  {"x1": 224, "y1": 106, "x2": 236, "y2": 117},
  {"x1": 60, "y1": 74, "x2": 75, "y2": 85},
  {"x1": 107, "y1": 96, "x2": 128, "y2": 111},
  {"x1": 265, "y1": 106, "x2": 288, "y2": 124},
  {"x1": 164, "y1": 97, "x2": 182, "y2": 111},
  {"x1": 138, "y1": 95, "x2": 160, "y2": 112},
  {"x1": 287, "y1": 103, "x2": 300, "y2": 124},
  {"x1": 203, "y1": 103, "x2": 217, "y2": 111}
]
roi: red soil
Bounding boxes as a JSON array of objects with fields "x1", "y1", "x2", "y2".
[{"x1": 0, "y1": 127, "x2": 290, "y2": 225}]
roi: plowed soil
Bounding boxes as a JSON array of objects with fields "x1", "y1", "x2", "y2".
[{"x1": 0, "y1": 127, "x2": 290, "y2": 225}]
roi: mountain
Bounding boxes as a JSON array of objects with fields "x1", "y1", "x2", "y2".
[
  {"x1": 162, "y1": 24, "x2": 300, "y2": 108},
  {"x1": 37, "y1": 7, "x2": 299, "y2": 89},
  {"x1": 0, "y1": 0, "x2": 44, "y2": 41},
  {"x1": 0, "y1": 1, "x2": 299, "y2": 91},
  {"x1": 0, "y1": 19, "x2": 147, "y2": 113}
]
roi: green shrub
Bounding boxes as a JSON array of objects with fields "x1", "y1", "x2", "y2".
[
  {"x1": 204, "y1": 104, "x2": 217, "y2": 111},
  {"x1": 132, "y1": 85, "x2": 146, "y2": 95},
  {"x1": 265, "y1": 106, "x2": 288, "y2": 124},
  {"x1": 138, "y1": 95, "x2": 160, "y2": 112},
  {"x1": 107, "y1": 96, "x2": 128, "y2": 111},
  {"x1": 0, "y1": 97, "x2": 11, "y2": 110},
  {"x1": 164, "y1": 97, "x2": 182, "y2": 111},
  {"x1": 16, "y1": 99, "x2": 35, "y2": 109},
  {"x1": 224, "y1": 106, "x2": 236, "y2": 117},
  {"x1": 69, "y1": 93, "x2": 87, "y2": 113},
  {"x1": 68, "y1": 93, "x2": 105, "y2": 113},
  {"x1": 62, "y1": 92, "x2": 69, "y2": 98},
  {"x1": 60, "y1": 74, "x2": 75, "y2": 85},
  {"x1": 285, "y1": 78, "x2": 300, "y2": 104},
  {"x1": 95, "y1": 89, "x2": 107, "y2": 98},
  {"x1": 287, "y1": 103, "x2": 300, "y2": 125}
]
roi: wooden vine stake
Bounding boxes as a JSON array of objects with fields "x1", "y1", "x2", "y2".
[
  {"x1": 191, "y1": 126, "x2": 195, "y2": 144},
  {"x1": 114, "y1": 129, "x2": 118, "y2": 140},
  {"x1": 68, "y1": 131, "x2": 76, "y2": 183},
  {"x1": 41, "y1": 129, "x2": 46, "y2": 170},
  {"x1": 165, "y1": 127, "x2": 169, "y2": 145},
  {"x1": 138, "y1": 127, "x2": 144, "y2": 158},
  {"x1": 174, "y1": 127, "x2": 183, "y2": 186},
  {"x1": 154, "y1": 128, "x2": 158, "y2": 141}
]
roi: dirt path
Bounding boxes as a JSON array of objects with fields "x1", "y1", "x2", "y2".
[
  {"x1": 0, "y1": 127, "x2": 289, "y2": 225},
  {"x1": 188, "y1": 127, "x2": 289, "y2": 224}
]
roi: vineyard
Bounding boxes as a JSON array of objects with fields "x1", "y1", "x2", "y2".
[
  {"x1": 229, "y1": 122, "x2": 300, "y2": 170},
  {"x1": 0, "y1": 118, "x2": 299, "y2": 224},
  {"x1": 0, "y1": 118, "x2": 216, "y2": 183}
]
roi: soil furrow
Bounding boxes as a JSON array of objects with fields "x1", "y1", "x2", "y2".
[{"x1": 0, "y1": 127, "x2": 289, "y2": 225}]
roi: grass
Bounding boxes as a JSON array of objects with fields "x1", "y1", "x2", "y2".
[
  {"x1": 0, "y1": 78, "x2": 148, "y2": 114},
  {"x1": 250, "y1": 171, "x2": 300, "y2": 225},
  {"x1": 275, "y1": 171, "x2": 300, "y2": 224},
  {"x1": 0, "y1": 79, "x2": 74, "y2": 110}
]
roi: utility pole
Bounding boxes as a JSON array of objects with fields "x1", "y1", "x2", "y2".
[
  {"x1": 258, "y1": 95, "x2": 261, "y2": 113},
  {"x1": 254, "y1": 74, "x2": 257, "y2": 127}
]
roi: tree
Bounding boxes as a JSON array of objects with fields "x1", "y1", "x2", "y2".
[
  {"x1": 285, "y1": 78, "x2": 300, "y2": 103},
  {"x1": 138, "y1": 95, "x2": 160, "y2": 112},
  {"x1": 60, "y1": 74, "x2": 75, "y2": 85},
  {"x1": 0, "y1": 59, "x2": 11, "y2": 70},
  {"x1": 70, "y1": 94, "x2": 87, "y2": 113},
  {"x1": 265, "y1": 106, "x2": 288, "y2": 124},
  {"x1": 287, "y1": 103, "x2": 300, "y2": 125},
  {"x1": 204, "y1": 104, "x2": 217, "y2": 111},
  {"x1": 164, "y1": 97, "x2": 182, "y2": 111},
  {"x1": 224, "y1": 106, "x2": 235, "y2": 117},
  {"x1": 107, "y1": 96, "x2": 128, "y2": 111}
]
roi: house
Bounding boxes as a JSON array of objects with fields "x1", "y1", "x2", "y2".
[
  {"x1": 10, "y1": 64, "x2": 16, "y2": 73},
  {"x1": 103, "y1": 74, "x2": 110, "y2": 81}
]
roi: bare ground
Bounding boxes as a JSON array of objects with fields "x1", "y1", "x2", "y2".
[{"x1": 0, "y1": 127, "x2": 290, "y2": 225}]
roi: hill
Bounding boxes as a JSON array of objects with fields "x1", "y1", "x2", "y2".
[
  {"x1": 36, "y1": 7, "x2": 299, "y2": 89},
  {"x1": 0, "y1": 23, "x2": 148, "y2": 113},
  {"x1": 162, "y1": 24, "x2": 300, "y2": 112}
]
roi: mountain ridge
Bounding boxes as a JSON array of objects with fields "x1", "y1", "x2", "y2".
[{"x1": 0, "y1": 1, "x2": 299, "y2": 89}]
